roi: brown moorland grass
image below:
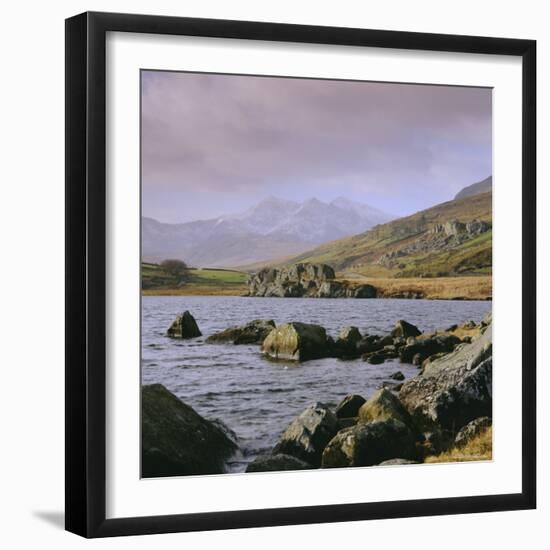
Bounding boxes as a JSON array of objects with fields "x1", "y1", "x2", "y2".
[
  {"x1": 425, "y1": 426, "x2": 492, "y2": 463},
  {"x1": 342, "y1": 275, "x2": 492, "y2": 301},
  {"x1": 142, "y1": 284, "x2": 248, "y2": 296}
]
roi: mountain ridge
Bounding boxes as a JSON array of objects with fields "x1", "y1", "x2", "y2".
[{"x1": 142, "y1": 196, "x2": 394, "y2": 267}]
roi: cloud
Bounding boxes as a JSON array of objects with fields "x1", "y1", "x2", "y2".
[{"x1": 141, "y1": 70, "x2": 491, "y2": 221}]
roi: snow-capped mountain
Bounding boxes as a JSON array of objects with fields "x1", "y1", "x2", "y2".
[{"x1": 142, "y1": 197, "x2": 393, "y2": 268}]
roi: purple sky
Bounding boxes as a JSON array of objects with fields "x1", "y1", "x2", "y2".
[{"x1": 141, "y1": 70, "x2": 492, "y2": 223}]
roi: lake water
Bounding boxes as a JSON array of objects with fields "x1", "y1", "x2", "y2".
[{"x1": 142, "y1": 296, "x2": 491, "y2": 472}]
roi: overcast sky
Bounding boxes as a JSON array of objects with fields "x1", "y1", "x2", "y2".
[{"x1": 141, "y1": 70, "x2": 492, "y2": 224}]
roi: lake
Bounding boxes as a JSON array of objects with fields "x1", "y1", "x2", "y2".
[{"x1": 141, "y1": 296, "x2": 492, "y2": 472}]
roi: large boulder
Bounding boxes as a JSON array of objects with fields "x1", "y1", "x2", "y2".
[
  {"x1": 206, "y1": 319, "x2": 275, "y2": 345},
  {"x1": 335, "y1": 394, "x2": 366, "y2": 419},
  {"x1": 391, "y1": 320, "x2": 422, "y2": 339},
  {"x1": 273, "y1": 402, "x2": 339, "y2": 466},
  {"x1": 399, "y1": 324, "x2": 492, "y2": 431},
  {"x1": 262, "y1": 322, "x2": 330, "y2": 361},
  {"x1": 358, "y1": 388, "x2": 412, "y2": 427},
  {"x1": 245, "y1": 453, "x2": 313, "y2": 473},
  {"x1": 321, "y1": 419, "x2": 418, "y2": 468},
  {"x1": 166, "y1": 311, "x2": 202, "y2": 339},
  {"x1": 141, "y1": 384, "x2": 237, "y2": 477}
]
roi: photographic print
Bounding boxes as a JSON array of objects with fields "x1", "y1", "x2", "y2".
[{"x1": 140, "y1": 70, "x2": 493, "y2": 478}]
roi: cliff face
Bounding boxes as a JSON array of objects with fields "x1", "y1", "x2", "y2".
[{"x1": 247, "y1": 263, "x2": 376, "y2": 298}]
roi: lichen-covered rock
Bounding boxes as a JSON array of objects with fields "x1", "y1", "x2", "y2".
[
  {"x1": 399, "y1": 324, "x2": 492, "y2": 431},
  {"x1": 245, "y1": 453, "x2": 313, "y2": 473},
  {"x1": 335, "y1": 394, "x2": 366, "y2": 419},
  {"x1": 321, "y1": 419, "x2": 418, "y2": 468},
  {"x1": 141, "y1": 384, "x2": 237, "y2": 477},
  {"x1": 206, "y1": 319, "x2": 275, "y2": 345},
  {"x1": 391, "y1": 320, "x2": 422, "y2": 339},
  {"x1": 273, "y1": 402, "x2": 339, "y2": 466},
  {"x1": 454, "y1": 416, "x2": 492, "y2": 447},
  {"x1": 261, "y1": 322, "x2": 330, "y2": 361},
  {"x1": 358, "y1": 388, "x2": 412, "y2": 427},
  {"x1": 166, "y1": 311, "x2": 202, "y2": 339}
]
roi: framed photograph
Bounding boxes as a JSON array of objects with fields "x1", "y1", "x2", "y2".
[{"x1": 65, "y1": 11, "x2": 536, "y2": 538}]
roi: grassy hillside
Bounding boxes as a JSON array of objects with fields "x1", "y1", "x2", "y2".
[
  {"x1": 289, "y1": 192, "x2": 492, "y2": 279},
  {"x1": 142, "y1": 263, "x2": 248, "y2": 295}
]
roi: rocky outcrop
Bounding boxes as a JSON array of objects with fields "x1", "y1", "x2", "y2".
[
  {"x1": 166, "y1": 311, "x2": 202, "y2": 339},
  {"x1": 247, "y1": 263, "x2": 377, "y2": 299},
  {"x1": 261, "y1": 322, "x2": 332, "y2": 361},
  {"x1": 141, "y1": 384, "x2": 238, "y2": 477},
  {"x1": 273, "y1": 402, "x2": 339, "y2": 466},
  {"x1": 399, "y1": 324, "x2": 492, "y2": 431},
  {"x1": 321, "y1": 419, "x2": 418, "y2": 468},
  {"x1": 245, "y1": 453, "x2": 313, "y2": 473},
  {"x1": 206, "y1": 319, "x2": 275, "y2": 345}
]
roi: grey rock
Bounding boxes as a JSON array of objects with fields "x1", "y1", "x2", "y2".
[
  {"x1": 335, "y1": 394, "x2": 366, "y2": 419},
  {"x1": 321, "y1": 419, "x2": 418, "y2": 468},
  {"x1": 142, "y1": 384, "x2": 237, "y2": 477},
  {"x1": 261, "y1": 322, "x2": 330, "y2": 361},
  {"x1": 391, "y1": 320, "x2": 422, "y2": 339},
  {"x1": 245, "y1": 453, "x2": 313, "y2": 473},
  {"x1": 399, "y1": 324, "x2": 492, "y2": 431},
  {"x1": 166, "y1": 311, "x2": 202, "y2": 339},
  {"x1": 206, "y1": 319, "x2": 275, "y2": 345}
]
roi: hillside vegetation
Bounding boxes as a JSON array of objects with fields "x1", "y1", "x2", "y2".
[
  {"x1": 142, "y1": 263, "x2": 248, "y2": 295},
  {"x1": 289, "y1": 192, "x2": 492, "y2": 279}
]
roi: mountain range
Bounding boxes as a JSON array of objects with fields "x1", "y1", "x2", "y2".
[{"x1": 142, "y1": 197, "x2": 393, "y2": 267}]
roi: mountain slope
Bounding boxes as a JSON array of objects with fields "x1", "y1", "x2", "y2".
[
  {"x1": 287, "y1": 191, "x2": 492, "y2": 278},
  {"x1": 142, "y1": 197, "x2": 393, "y2": 267},
  {"x1": 454, "y1": 176, "x2": 492, "y2": 200}
]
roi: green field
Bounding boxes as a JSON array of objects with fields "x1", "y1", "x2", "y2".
[{"x1": 142, "y1": 263, "x2": 248, "y2": 295}]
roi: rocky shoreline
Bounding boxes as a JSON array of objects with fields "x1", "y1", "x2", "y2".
[{"x1": 143, "y1": 310, "x2": 492, "y2": 476}]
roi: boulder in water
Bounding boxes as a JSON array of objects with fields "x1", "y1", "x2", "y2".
[
  {"x1": 166, "y1": 311, "x2": 202, "y2": 339},
  {"x1": 206, "y1": 319, "x2": 275, "y2": 345},
  {"x1": 261, "y1": 322, "x2": 331, "y2": 361},
  {"x1": 142, "y1": 384, "x2": 237, "y2": 477}
]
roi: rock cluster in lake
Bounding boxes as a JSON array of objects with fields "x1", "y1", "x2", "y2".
[
  {"x1": 151, "y1": 310, "x2": 493, "y2": 476},
  {"x1": 247, "y1": 263, "x2": 377, "y2": 299}
]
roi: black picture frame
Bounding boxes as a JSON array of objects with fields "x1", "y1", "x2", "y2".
[{"x1": 65, "y1": 11, "x2": 537, "y2": 538}]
